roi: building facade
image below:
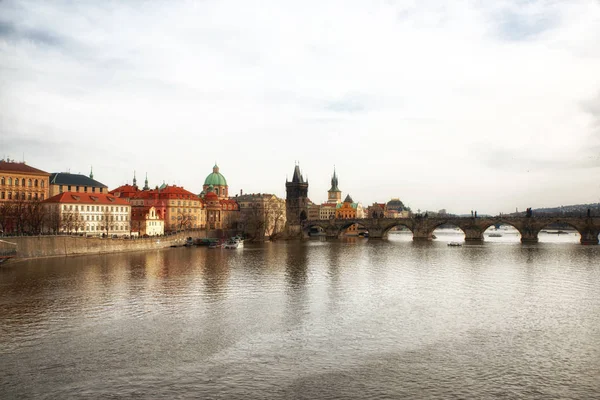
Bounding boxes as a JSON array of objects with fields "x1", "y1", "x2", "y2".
[
  {"x1": 49, "y1": 170, "x2": 108, "y2": 196},
  {"x1": 42, "y1": 192, "x2": 131, "y2": 235},
  {"x1": 285, "y1": 164, "x2": 309, "y2": 234},
  {"x1": 0, "y1": 160, "x2": 51, "y2": 234},
  {"x1": 237, "y1": 193, "x2": 285, "y2": 239},
  {"x1": 0, "y1": 160, "x2": 50, "y2": 203}
]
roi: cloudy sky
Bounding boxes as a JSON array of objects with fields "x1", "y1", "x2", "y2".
[{"x1": 1, "y1": 0, "x2": 599, "y2": 214}]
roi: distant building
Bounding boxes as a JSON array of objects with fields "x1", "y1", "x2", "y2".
[
  {"x1": 367, "y1": 203, "x2": 386, "y2": 219},
  {"x1": 0, "y1": 159, "x2": 50, "y2": 203},
  {"x1": 327, "y1": 167, "x2": 342, "y2": 204},
  {"x1": 285, "y1": 164, "x2": 309, "y2": 234},
  {"x1": 319, "y1": 203, "x2": 337, "y2": 220},
  {"x1": 385, "y1": 198, "x2": 410, "y2": 218},
  {"x1": 49, "y1": 169, "x2": 108, "y2": 196},
  {"x1": 202, "y1": 164, "x2": 229, "y2": 200},
  {"x1": 42, "y1": 192, "x2": 130, "y2": 235},
  {"x1": 154, "y1": 184, "x2": 204, "y2": 232},
  {"x1": 237, "y1": 192, "x2": 284, "y2": 238},
  {"x1": 307, "y1": 201, "x2": 320, "y2": 220}
]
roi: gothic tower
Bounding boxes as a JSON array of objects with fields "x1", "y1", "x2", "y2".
[
  {"x1": 285, "y1": 163, "x2": 309, "y2": 234},
  {"x1": 327, "y1": 167, "x2": 342, "y2": 204}
]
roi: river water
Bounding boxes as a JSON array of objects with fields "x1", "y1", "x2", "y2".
[{"x1": 1, "y1": 231, "x2": 600, "y2": 399}]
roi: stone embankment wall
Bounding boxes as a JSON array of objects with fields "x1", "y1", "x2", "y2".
[{"x1": 6, "y1": 232, "x2": 194, "y2": 260}]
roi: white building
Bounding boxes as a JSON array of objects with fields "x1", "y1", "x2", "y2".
[{"x1": 43, "y1": 192, "x2": 131, "y2": 236}]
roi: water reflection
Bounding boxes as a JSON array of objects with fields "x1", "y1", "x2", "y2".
[{"x1": 1, "y1": 238, "x2": 600, "y2": 399}]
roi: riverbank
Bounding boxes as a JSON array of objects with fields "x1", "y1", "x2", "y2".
[{"x1": 1, "y1": 229, "x2": 240, "y2": 262}]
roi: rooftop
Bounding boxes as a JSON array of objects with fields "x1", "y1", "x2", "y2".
[
  {"x1": 0, "y1": 160, "x2": 49, "y2": 176},
  {"x1": 43, "y1": 192, "x2": 129, "y2": 205},
  {"x1": 50, "y1": 172, "x2": 108, "y2": 188}
]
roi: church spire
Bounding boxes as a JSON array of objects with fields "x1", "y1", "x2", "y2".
[
  {"x1": 143, "y1": 172, "x2": 149, "y2": 190},
  {"x1": 133, "y1": 170, "x2": 137, "y2": 187},
  {"x1": 89, "y1": 166, "x2": 94, "y2": 179}
]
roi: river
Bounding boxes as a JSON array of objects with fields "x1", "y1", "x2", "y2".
[{"x1": 1, "y1": 231, "x2": 600, "y2": 399}]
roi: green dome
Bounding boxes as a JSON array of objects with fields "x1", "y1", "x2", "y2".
[{"x1": 204, "y1": 164, "x2": 227, "y2": 186}]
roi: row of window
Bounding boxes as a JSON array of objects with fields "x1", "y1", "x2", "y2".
[
  {"x1": 0, "y1": 192, "x2": 45, "y2": 201},
  {"x1": 65, "y1": 225, "x2": 129, "y2": 232},
  {"x1": 0, "y1": 177, "x2": 46, "y2": 188},
  {"x1": 62, "y1": 205, "x2": 128, "y2": 212},
  {"x1": 58, "y1": 185, "x2": 102, "y2": 193}
]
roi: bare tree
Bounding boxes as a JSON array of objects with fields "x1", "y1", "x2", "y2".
[
  {"x1": 61, "y1": 210, "x2": 77, "y2": 234},
  {"x1": 46, "y1": 206, "x2": 62, "y2": 234},
  {"x1": 12, "y1": 196, "x2": 28, "y2": 235},
  {"x1": 25, "y1": 199, "x2": 46, "y2": 235},
  {"x1": 103, "y1": 207, "x2": 112, "y2": 237},
  {"x1": 266, "y1": 198, "x2": 286, "y2": 239},
  {"x1": 0, "y1": 202, "x2": 14, "y2": 235},
  {"x1": 177, "y1": 209, "x2": 192, "y2": 231}
]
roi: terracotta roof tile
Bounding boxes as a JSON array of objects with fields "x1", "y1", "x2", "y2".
[
  {"x1": 0, "y1": 161, "x2": 49, "y2": 175},
  {"x1": 43, "y1": 192, "x2": 130, "y2": 205}
]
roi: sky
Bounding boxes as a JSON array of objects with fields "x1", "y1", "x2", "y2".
[{"x1": 1, "y1": 0, "x2": 600, "y2": 215}]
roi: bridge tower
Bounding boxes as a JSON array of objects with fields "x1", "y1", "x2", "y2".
[
  {"x1": 285, "y1": 163, "x2": 309, "y2": 236},
  {"x1": 327, "y1": 166, "x2": 342, "y2": 204}
]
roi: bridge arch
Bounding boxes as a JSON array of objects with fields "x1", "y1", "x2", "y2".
[
  {"x1": 480, "y1": 220, "x2": 524, "y2": 241},
  {"x1": 536, "y1": 220, "x2": 583, "y2": 243},
  {"x1": 382, "y1": 222, "x2": 413, "y2": 237},
  {"x1": 430, "y1": 221, "x2": 466, "y2": 242}
]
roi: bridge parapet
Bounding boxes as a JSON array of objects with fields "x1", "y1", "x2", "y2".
[{"x1": 300, "y1": 216, "x2": 600, "y2": 245}]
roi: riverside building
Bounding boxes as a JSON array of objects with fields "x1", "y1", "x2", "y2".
[
  {"x1": 42, "y1": 192, "x2": 131, "y2": 235},
  {"x1": 0, "y1": 159, "x2": 50, "y2": 203}
]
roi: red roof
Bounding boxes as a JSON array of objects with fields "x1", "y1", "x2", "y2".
[
  {"x1": 0, "y1": 161, "x2": 49, "y2": 175},
  {"x1": 204, "y1": 191, "x2": 218, "y2": 200},
  {"x1": 321, "y1": 202, "x2": 337, "y2": 207},
  {"x1": 109, "y1": 184, "x2": 140, "y2": 198},
  {"x1": 43, "y1": 192, "x2": 130, "y2": 205}
]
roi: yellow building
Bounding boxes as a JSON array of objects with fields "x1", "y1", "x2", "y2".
[{"x1": 0, "y1": 160, "x2": 50, "y2": 203}]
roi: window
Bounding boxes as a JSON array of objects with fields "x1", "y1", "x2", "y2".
[
  {"x1": 34, "y1": 179, "x2": 38, "y2": 187},
  {"x1": 8, "y1": 178, "x2": 12, "y2": 185},
  {"x1": 28, "y1": 179, "x2": 32, "y2": 187},
  {"x1": 8, "y1": 192, "x2": 12, "y2": 200},
  {"x1": 68, "y1": 185, "x2": 72, "y2": 191},
  {"x1": 84, "y1": 187, "x2": 88, "y2": 192},
  {"x1": 0, "y1": 192, "x2": 4, "y2": 199},
  {"x1": 15, "y1": 178, "x2": 19, "y2": 186},
  {"x1": 76, "y1": 186, "x2": 80, "y2": 192},
  {"x1": 0, "y1": 177, "x2": 4, "y2": 185},
  {"x1": 92, "y1": 187, "x2": 96, "y2": 193},
  {"x1": 59, "y1": 185, "x2": 63, "y2": 193},
  {"x1": 21, "y1": 178, "x2": 25, "y2": 186},
  {"x1": 27, "y1": 193, "x2": 32, "y2": 200},
  {"x1": 41, "y1": 180, "x2": 44, "y2": 188}
]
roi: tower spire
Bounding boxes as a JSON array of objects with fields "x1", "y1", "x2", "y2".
[
  {"x1": 143, "y1": 172, "x2": 149, "y2": 190},
  {"x1": 89, "y1": 166, "x2": 94, "y2": 179},
  {"x1": 133, "y1": 170, "x2": 137, "y2": 187}
]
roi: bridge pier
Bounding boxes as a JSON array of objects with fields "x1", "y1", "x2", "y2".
[
  {"x1": 464, "y1": 228, "x2": 484, "y2": 243},
  {"x1": 580, "y1": 229, "x2": 599, "y2": 245}
]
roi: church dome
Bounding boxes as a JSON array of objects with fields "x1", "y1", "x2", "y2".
[{"x1": 204, "y1": 164, "x2": 227, "y2": 186}]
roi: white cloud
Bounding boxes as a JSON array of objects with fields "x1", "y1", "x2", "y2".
[{"x1": 1, "y1": 0, "x2": 600, "y2": 213}]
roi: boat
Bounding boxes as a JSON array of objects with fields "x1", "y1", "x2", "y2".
[
  {"x1": 223, "y1": 239, "x2": 239, "y2": 249},
  {"x1": 447, "y1": 242, "x2": 462, "y2": 247},
  {"x1": 488, "y1": 233, "x2": 502, "y2": 237},
  {"x1": 0, "y1": 240, "x2": 17, "y2": 264},
  {"x1": 184, "y1": 237, "x2": 194, "y2": 246},
  {"x1": 208, "y1": 242, "x2": 221, "y2": 249}
]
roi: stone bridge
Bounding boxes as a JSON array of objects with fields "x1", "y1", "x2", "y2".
[{"x1": 301, "y1": 216, "x2": 600, "y2": 245}]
